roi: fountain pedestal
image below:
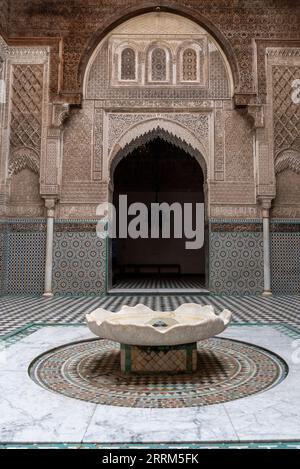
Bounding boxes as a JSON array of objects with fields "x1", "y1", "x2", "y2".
[
  {"x1": 120, "y1": 343, "x2": 197, "y2": 374},
  {"x1": 87, "y1": 303, "x2": 232, "y2": 374}
]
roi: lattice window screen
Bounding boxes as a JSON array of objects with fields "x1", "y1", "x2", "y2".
[
  {"x1": 121, "y1": 48, "x2": 136, "y2": 80},
  {"x1": 151, "y1": 48, "x2": 167, "y2": 81},
  {"x1": 182, "y1": 48, "x2": 197, "y2": 81}
]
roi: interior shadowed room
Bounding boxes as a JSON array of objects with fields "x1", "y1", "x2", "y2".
[{"x1": 0, "y1": 0, "x2": 300, "y2": 452}]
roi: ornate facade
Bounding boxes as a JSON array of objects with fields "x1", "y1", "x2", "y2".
[{"x1": 0, "y1": 2, "x2": 300, "y2": 296}]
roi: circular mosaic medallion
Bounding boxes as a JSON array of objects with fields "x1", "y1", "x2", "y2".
[{"x1": 29, "y1": 338, "x2": 287, "y2": 408}]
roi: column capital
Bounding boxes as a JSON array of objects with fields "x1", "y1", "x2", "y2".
[
  {"x1": 43, "y1": 199, "x2": 56, "y2": 298},
  {"x1": 43, "y1": 197, "x2": 57, "y2": 217},
  {"x1": 260, "y1": 197, "x2": 272, "y2": 296},
  {"x1": 258, "y1": 197, "x2": 273, "y2": 217}
]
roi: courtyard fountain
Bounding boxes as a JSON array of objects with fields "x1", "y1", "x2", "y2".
[
  {"x1": 86, "y1": 303, "x2": 232, "y2": 373},
  {"x1": 29, "y1": 303, "x2": 286, "y2": 409}
]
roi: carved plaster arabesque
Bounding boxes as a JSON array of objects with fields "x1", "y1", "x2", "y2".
[
  {"x1": 93, "y1": 107, "x2": 104, "y2": 180},
  {"x1": 105, "y1": 114, "x2": 210, "y2": 182},
  {"x1": 0, "y1": 36, "x2": 50, "y2": 214},
  {"x1": 8, "y1": 147, "x2": 40, "y2": 177},
  {"x1": 41, "y1": 103, "x2": 70, "y2": 198},
  {"x1": 84, "y1": 13, "x2": 232, "y2": 100},
  {"x1": 82, "y1": 13, "x2": 233, "y2": 201},
  {"x1": 52, "y1": 102, "x2": 70, "y2": 129},
  {"x1": 275, "y1": 148, "x2": 300, "y2": 175},
  {"x1": 10, "y1": 63, "x2": 44, "y2": 151},
  {"x1": 254, "y1": 47, "x2": 300, "y2": 202},
  {"x1": 214, "y1": 107, "x2": 224, "y2": 181},
  {"x1": 266, "y1": 47, "x2": 300, "y2": 158},
  {"x1": 263, "y1": 46, "x2": 300, "y2": 213},
  {"x1": 107, "y1": 112, "x2": 209, "y2": 152},
  {"x1": 110, "y1": 126, "x2": 207, "y2": 179},
  {"x1": 0, "y1": 38, "x2": 49, "y2": 159}
]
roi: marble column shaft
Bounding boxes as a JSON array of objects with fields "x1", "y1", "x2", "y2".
[
  {"x1": 43, "y1": 200, "x2": 56, "y2": 298},
  {"x1": 261, "y1": 201, "x2": 272, "y2": 297}
]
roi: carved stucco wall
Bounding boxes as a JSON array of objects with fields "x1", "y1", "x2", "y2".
[
  {"x1": 0, "y1": 36, "x2": 49, "y2": 217},
  {"x1": 267, "y1": 48, "x2": 300, "y2": 219},
  {"x1": 264, "y1": 48, "x2": 300, "y2": 295},
  {"x1": 0, "y1": 10, "x2": 300, "y2": 296},
  {"x1": 1, "y1": 13, "x2": 299, "y2": 222},
  {"x1": 59, "y1": 13, "x2": 259, "y2": 219},
  {"x1": 106, "y1": 114, "x2": 210, "y2": 177},
  {"x1": 3, "y1": 0, "x2": 300, "y2": 104},
  {"x1": 2, "y1": 12, "x2": 286, "y2": 221},
  {"x1": 0, "y1": 0, "x2": 9, "y2": 36}
]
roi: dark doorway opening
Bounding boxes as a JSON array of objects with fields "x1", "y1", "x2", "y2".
[{"x1": 111, "y1": 137, "x2": 207, "y2": 293}]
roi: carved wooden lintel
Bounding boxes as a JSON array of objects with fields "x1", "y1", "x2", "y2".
[{"x1": 233, "y1": 92, "x2": 257, "y2": 108}]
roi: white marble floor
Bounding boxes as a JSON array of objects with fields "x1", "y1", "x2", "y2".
[{"x1": 0, "y1": 324, "x2": 299, "y2": 443}]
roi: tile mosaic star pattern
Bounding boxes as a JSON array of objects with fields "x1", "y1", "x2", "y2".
[
  {"x1": 209, "y1": 232, "x2": 264, "y2": 295},
  {"x1": 28, "y1": 337, "x2": 287, "y2": 408},
  {"x1": 4, "y1": 232, "x2": 46, "y2": 295},
  {"x1": 1, "y1": 294, "x2": 300, "y2": 337},
  {"x1": 271, "y1": 233, "x2": 300, "y2": 295},
  {"x1": 0, "y1": 323, "x2": 299, "y2": 444},
  {"x1": 52, "y1": 232, "x2": 106, "y2": 295}
]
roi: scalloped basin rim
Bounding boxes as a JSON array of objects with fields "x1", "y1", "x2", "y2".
[
  {"x1": 86, "y1": 303, "x2": 233, "y2": 346},
  {"x1": 94, "y1": 315, "x2": 224, "y2": 334}
]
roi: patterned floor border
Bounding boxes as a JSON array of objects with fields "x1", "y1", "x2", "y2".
[
  {"x1": 1, "y1": 321, "x2": 300, "y2": 350},
  {"x1": 1, "y1": 294, "x2": 300, "y2": 337}
]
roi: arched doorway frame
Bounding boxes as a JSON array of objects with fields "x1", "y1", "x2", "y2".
[
  {"x1": 108, "y1": 118, "x2": 208, "y2": 180},
  {"x1": 107, "y1": 121, "x2": 209, "y2": 292},
  {"x1": 79, "y1": 9, "x2": 236, "y2": 293}
]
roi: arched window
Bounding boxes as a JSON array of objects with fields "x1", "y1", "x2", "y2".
[
  {"x1": 120, "y1": 48, "x2": 136, "y2": 80},
  {"x1": 182, "y1": 48, "x2": 197, "y2": 81},
  {"x1": 151, "y1": 48, "x2": 167, "y2": 81}
]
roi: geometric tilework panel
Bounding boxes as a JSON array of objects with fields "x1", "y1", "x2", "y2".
[
  {"x1": 52, "y1": 232, "x2": 106, "y2": 296},
  {"x1": 4, "y1": 232, "x2": 46, "y2": 295},
  {"x1": 209, "y1": 232, "x2": 264, "y2": 295},
  {"x1": 271, "y1": 233, "x2": 300, "y2": 295}
]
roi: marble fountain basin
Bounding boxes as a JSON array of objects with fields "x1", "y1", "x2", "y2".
[{"x1": 86, "y1": 303, "x2": 232, "y2": 347}]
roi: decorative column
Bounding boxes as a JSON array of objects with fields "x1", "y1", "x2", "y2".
[
  {"x1": 40, "y1": 104, "x2": 70, "y2": 298},
  {"x1": 43, "y1": 198, "x2": 56, "y2": 298},
  {"x1": 245, "y1": 102, "x2": 275, "y2": 297},
  {"x1": 260, "y1": 198, "x2": 272, "y2": 297},
  {"x1": 0, "y1": 50, "x2": 8, "y2": 213}
]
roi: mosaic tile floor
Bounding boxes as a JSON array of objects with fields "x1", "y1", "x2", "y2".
[
  {"x1": 1, "y1": 294, "x2": 300, "y2": 337},
  {"x1": 29, "y1": 337, "x2": 287, "y2": 408},
  {"x1": 1, "y1": 323, "x2": 299, "y2": 444},
  {"x1": 111, "y1": 275, "x2": 208, "y2": 293}
]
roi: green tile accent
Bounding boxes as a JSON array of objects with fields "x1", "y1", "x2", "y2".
[
  {"x1": 1, "y1": 441, "x2": 300, "y2": 449},
  {"x1": 125, "y1": 344, "x2": 131, "y2": 373},
  {"x1": 186, "y1": 343, "x2": 196, "y2": 373}
]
